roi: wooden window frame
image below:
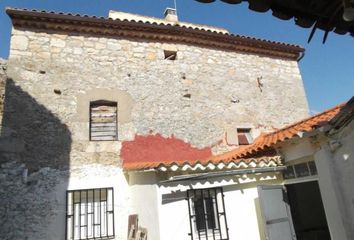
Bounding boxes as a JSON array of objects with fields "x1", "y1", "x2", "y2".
[
  {"x1": 89, "y1": 100, "x2": 118, "y2": 141},
  {"x1": 164, "y1": 50, "x2": 177, "y2": 60},
  {"x1": 237, "y1": 128, "x2": 253, "y2": 145}
]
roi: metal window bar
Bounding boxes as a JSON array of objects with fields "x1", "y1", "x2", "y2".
[
  {"x1": 65, "y1": 188, "x2": 115, "y2": 240},
  {"x1": 195, "y1": 190, "x2": 202, "y2": 240},
  {"x1": 213, "y1": 188, "x2": 221, "y2": 240},
  {"x1": 219, "y1": 188, "x2": 229, "y2": 240},
  {"x1": 206, "y1": 189, "x2": 216, "y2": 240},
  {"x1": 187, "y1": 188, "x2": 229, "y2": 240},
  {"x1": 200, "y1": 189, "x2": 207, "y2": 240}
]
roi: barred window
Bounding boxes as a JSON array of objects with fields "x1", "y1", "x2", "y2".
[
  {"x1": 66, "y1": 188, "x2": 115, "y2": 240},
  {"x1": 90, "y1": 100, "x2": 117, "y2": 141},
  {"x1": 187, "y1": 188, "x2": 229, "y2": 240}
]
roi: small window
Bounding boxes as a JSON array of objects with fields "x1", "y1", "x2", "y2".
[
  {"x1": 90, "y1": 100, "x2": 117, "y2": 141},
  {"x1": 187, "y1": 188, "x2": 229, "y2": 240},
  {"x1": 237, "y1": 128, "x2": 253, "y2": 145},
  {"x1": 283, "y1": 161, "x2": 318, "y2": 180},
  {"x1": 164, "y1": 50, "x2": 177, "y2": 60},
  {"x1": 294, "y1": 162, "x2": 310, "y2": 178},
  {"x1": 283, "y1": 165, "x2": 296, "y2": 179},
  {"x1": 66, "y1": 188, "x2": 115, "y2": 240}
]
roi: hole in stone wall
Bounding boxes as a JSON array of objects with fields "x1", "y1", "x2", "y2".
[
  {"x1": 54, "y1": 89, "x2": 62, "y2": 95},
  {"x1": 164, "y1": 50, "x2": 177, "y2": 60},
  {"x1": 183, "y1": 93, "x2": 191, "y2": 98}
]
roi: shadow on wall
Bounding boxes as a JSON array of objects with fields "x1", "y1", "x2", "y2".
[
  {"x1": 1, "y1": 78, "x2": 72, "y2": 171},
  {"x1": 0, "y1": 77, "x2": 71, "y2": 239}
]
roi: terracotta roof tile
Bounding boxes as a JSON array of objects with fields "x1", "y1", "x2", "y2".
[{"x1": 211, "y1": 103, "x2": 344, "y2": 162}]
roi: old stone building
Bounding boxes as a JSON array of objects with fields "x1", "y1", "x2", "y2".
[{"x1": 0, "y1": 7, "x2": 311, "y2": 240}]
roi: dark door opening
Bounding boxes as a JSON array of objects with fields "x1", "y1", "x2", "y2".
[{"x1": 286, "y1": 181, "x2": 331, "y2": 240}]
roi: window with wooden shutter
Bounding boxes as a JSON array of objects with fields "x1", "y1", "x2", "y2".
[
  {"x1": 90, "y1": 100, "x2": 117, "y2": 141},
  {"x1": 237, "y1": 128, "x2": 253, "y2": 145}
]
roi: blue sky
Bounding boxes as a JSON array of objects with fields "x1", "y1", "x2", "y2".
[{"x1": 0, "y1": 0, "x2": 353, "y2": 113}]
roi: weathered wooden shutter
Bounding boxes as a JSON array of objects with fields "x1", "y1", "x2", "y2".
[
  {"x1": 237, "y1": 128, "x2": 253, "y2": 145},
  {"x1": 258, "y1": 185, "x2": 297, "y2": 240},
  {"x1": 90, "y1": 101, "x2": 117, "y2": 141}
]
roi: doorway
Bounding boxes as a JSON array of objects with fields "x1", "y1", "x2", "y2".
[{"x1": 286, "y1": 181, "x2": 331, "y2": 240}]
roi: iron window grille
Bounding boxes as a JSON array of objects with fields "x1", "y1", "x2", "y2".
[
  {"x1": 90, "y1": 100, "x2": 118, "y2": 141},
  {"x1": 187, "y1": 188, "x2": 229, "y2": 240},
  {"x1": 66, "y1": 188, "x2": 115, "y2": 240}
]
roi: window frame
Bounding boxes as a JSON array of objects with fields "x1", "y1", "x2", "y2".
[
  {"x1": 65, "y1": 187, "x2": 115, "y2": 240},
  {"x1": 237, "y1": 128, "x2": 253, "y2": 145},
  {"x1": 89, "y1": 100, "x2": 118, "y2": 141},
  {"x1": 187, "y1": 188, "x2": 229, "y2": 240},
  {"x1": 163, "y1": 50, "x2": 177, "y2": 60}
]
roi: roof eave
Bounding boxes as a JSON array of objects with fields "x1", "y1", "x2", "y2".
[{"x1": 6, "y1": 7, "x2": 304, "y2": 60}]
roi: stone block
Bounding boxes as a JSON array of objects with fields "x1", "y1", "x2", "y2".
[
  {"x1": 11, "y1": 35, "x2": 28, "y2": 51},
  {"x1": 146, "y1": 52, "x2": 157, "y2": 61},
  {"x1": 0, "y1": 137, "x2": 24, "y2": 153},
  {"x1": 107, "y1": 42, "x2": 122, "y2": 51},
  {"x1": 50, "y1": 38, "x2": 66, "y2": 48}
]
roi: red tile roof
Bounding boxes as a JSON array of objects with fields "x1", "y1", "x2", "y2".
[
  {"x1": 123, "y1": 150, "x2": 279, "y2": 171},
  {"x1": 124, "y1": 103, "x2": 344, "y2": 171},
  {"x1": 211, "y1": 103, "x2": 344, "y2": 163}
]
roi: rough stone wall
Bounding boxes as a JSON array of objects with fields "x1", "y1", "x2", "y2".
[
  {"x1": 0, "y1": 161, "x2": 67, "y2": 240},
  {"x1": 4, "y1": 27, "x2": 309, "y2": 169},
  {"x1": 0, "y1": 58, "x2": 6, "y2": 123}
]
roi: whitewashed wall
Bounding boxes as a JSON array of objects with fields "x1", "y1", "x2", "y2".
[
  {"x1": 315, "y1": 120, "x2": 354, "y2": 240},
  {"x1": 64, "y1": 165, "x2": 130, "y2": 240},
  {"x1": 277, "y1": 121, "x2": 354, "y2": 240},
  {"x1": 127, "y1": 173, "x2": 282, "y2": 240},
  {"x1": 128, "y1": 172, "x2": 161, "y2": 240}
]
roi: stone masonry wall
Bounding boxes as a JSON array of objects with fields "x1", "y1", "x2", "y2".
[
  {"x1": 4, "y1": 27, "x2": 309, "y2": 169},
  {"x1": 0, "y1": 59, "x2": 6, "y2": 124}
]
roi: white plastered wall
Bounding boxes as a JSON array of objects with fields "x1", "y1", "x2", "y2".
[
  {"x1": 128, "y1": 172, "x2": 161, "y2": 240},
  {"x1": 46, "y1": 165, "x2": 129, "y2": 240},
  {"x1": 157, "y1": 174, "x2": 282, "y2": 240},
  {"x1": 279, "y1": 127, "x2": 354, "y2": 240},
  {"x1": 314, "y1": 120, "x2": 354, "y2": 240}
]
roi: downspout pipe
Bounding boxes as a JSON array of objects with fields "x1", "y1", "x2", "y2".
[
  {"x1": 297, "y1": 51, "x2": 305, "y2": 62},
  {"x1": 159, "y1": 166, "x2": 287, "y2": 183}
]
